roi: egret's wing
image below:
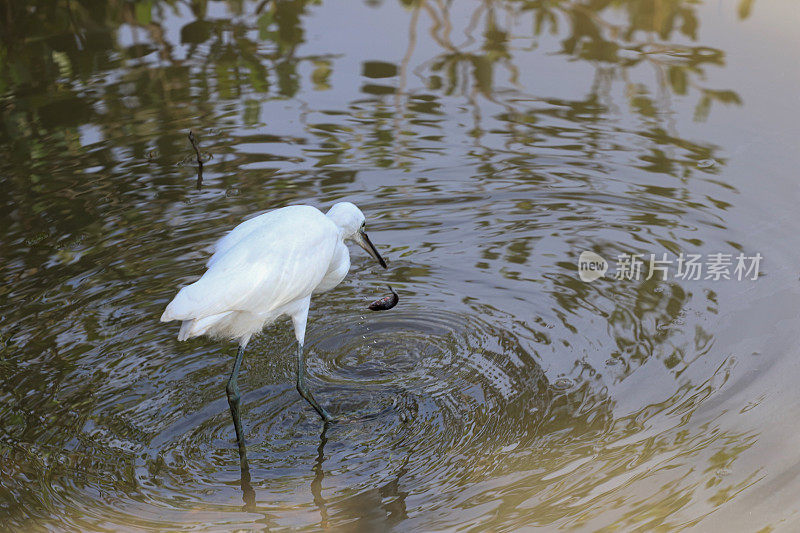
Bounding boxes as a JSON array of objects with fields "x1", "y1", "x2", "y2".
[
  {"x1": 162, "y1": 207, "x2": 337, "y2": 322},
  {"x1": 161, "y1": 258, "x2": 270, "y2": 322},
  {"x1": 207, "y1": 205, "x2": 322, "y2": 268},
  {"x1": 206, "y1": 211, "x2": 273, "y2": 269}
]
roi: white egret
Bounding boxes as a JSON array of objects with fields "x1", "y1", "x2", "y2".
[{"x1": 160, "y1": 202, "x2": 387, "y2": 445}]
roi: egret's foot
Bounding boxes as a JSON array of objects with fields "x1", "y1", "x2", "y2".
[
  {"x1": 309, "y1": 400, "x2": 336, "y2": 423},
  {"x1": 316, "y1": 407, "x2": 336, "y2": 423},
  {"x1": 314, "y1": 404, "x2": 335, "y2": 423},
  {"x1": 295, "y1": 343, "x2": 336, "y2": 423},
  {"x1": 297, "y1": 383, "x2": 336, "y2": 423},
  {"x1": 334, "y1": 403, "x2": 395, "y2": 424},
  {"x1": 311, "y1": 407, "x2": 337, "y2": 424},
  {"x1": 332, "y1": 413, "x2": 361, "y2": 424}
]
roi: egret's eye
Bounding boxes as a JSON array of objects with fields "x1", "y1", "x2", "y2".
[{"x1": 361, "y1": 222, "x2": 366, "y2": 230}]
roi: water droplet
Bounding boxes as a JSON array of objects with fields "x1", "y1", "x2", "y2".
[
  {"x1": 225, "y1": 187, "x2": 240, "y2": 198},
  {"x1": 553, "y1": 378, "x2": 574, "y2": 390},
  {"x1": 698, "y1": 159, "x2": 716, "y2": 168}
]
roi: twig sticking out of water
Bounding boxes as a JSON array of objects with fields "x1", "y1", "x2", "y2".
[{"x1": 188, "y1": 130, "x2": 203, "y2": 190}]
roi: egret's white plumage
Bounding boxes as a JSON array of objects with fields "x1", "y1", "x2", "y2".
[{"x1": 161, "y1": 201, "x2": 386, "y2": 423}]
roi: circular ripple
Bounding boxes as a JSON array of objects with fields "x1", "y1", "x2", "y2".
[
  {"x1": 304, "y1": 309, "x2": 550, "y2": 492},
  {"x1": 143, "y1": 307, "x2": 554, "y2": 508}
]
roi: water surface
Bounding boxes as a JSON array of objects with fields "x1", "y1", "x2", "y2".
[{"x1": 2, "y1": 0, "x2": 800, "y2": 530}]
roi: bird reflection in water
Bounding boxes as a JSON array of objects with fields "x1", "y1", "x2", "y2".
[
  {"x1": 233, "y1": 417, "x2": 410, "y2": 529},
  {"x1": 311, "y1": 422, "x2": 331, "y2": 528},
  {"x1": 234, "y1": 420, "x2": 332, "y2": 522},
  {"x1": 234, "y1": 427, "x2": 256, "y2": 512}
]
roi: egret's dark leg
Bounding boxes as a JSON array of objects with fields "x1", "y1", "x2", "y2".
[
  {"x1": 226, "y1": 345, "x2": 247, "y2": 447},
  {"x1": 226, "y1": 345, "x2": 255, "y2": 510},
  {"x1": 296, "y1": 343, "x2": 334, "y2": 422}
]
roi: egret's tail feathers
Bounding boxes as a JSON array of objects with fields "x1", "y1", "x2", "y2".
[
  {"x1": 161, "y1": 265, "x2": 268, "y2": 325},
  {"x1": 177, "y1": 312, "x2": 232, "y2": 341},
  {"x1": 160, "y1": 307, "x2": 176, "y2": 322},
  {"x1": 161, "y1": 287, "x2": 196, "y2": 323}
]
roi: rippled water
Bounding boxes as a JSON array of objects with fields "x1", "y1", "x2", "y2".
[{"x1": 2, "y1": 0, "x2": 800, "y2": 530}]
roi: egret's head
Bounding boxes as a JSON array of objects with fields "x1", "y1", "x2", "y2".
[{"x1": 326, "y1": 202, "x2": 387, "y2": 269}]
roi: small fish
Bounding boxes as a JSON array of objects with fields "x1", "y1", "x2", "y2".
[{"x1": 368, "y1": 285, "x2": 399, "y2": 311}]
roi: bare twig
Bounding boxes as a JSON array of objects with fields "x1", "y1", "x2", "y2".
[{"x1": 188, "y1": 130, "x2": 204, "y2": 190}]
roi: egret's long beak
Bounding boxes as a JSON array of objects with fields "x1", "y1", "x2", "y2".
[{"x1": 355, "y1": 230, "x2": 387, "y2": 269}]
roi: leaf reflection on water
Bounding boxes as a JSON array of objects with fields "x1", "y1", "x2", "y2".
[{"x1": 2, "y1": 0, "x2": 798, "y2": 531}]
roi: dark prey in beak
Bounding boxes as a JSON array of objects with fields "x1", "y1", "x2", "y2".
[{"x1": 368, "y1": 285, "x2": 399, "y2": 311}]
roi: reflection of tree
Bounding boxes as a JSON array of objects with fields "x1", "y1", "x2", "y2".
[
  {"x1": 0, "y1": 0, "x2": 753, "y2": 394},
  {"x1": 0, "y1": 4, "x2": 331, "y2": 526},
  {"x1": 404, "y1": 0, "x2": 743, "y2": 153},
  {"x1": 290, "y1": 0, "x2": 747, "y2": 210},
  {"x1": 366, "y1": 0, "x2": 744, "y2": 340},
  {"x1": 0, "y1": 0, "x2": 764, "y2": 527},
  {"x1": 0, "y1": 0, "x2": 748, "y2": 215},
  {"x1": 416, "y1": 0, "x2": 744, "y2": 115},
  {"x1": 0, "y1": 0, "x2": 332, "y2": 266}
]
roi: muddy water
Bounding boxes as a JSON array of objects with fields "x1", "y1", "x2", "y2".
[{"x1": 2, "y1": 0, "x2": 800, "y2": 530}]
